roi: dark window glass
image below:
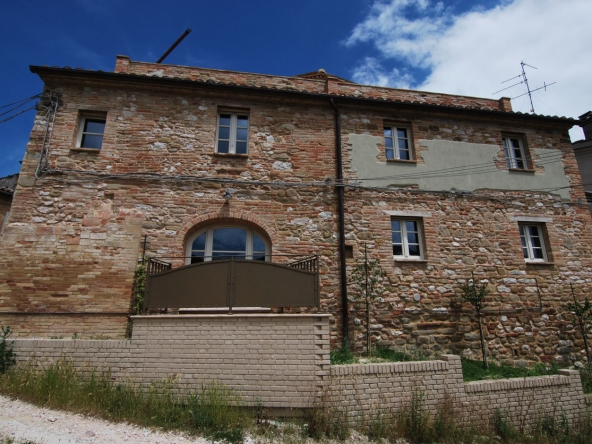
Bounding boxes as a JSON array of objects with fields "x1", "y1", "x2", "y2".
[
  {"x1": 218, "y1": 126, "x2": 230, "y2": 140},
  {"x1": 192, "y1": 233, "x2": 206, "y2": 251},
  {"x1": 236, "y1": 128, "x2": 248, "y2": 141},
  {"x1": 219, "y1": 114, "x2": 231, "y2": 126},
  {"x1": 408, "y1": 244, "x2": 420, "y2": 256},
  {"x1": 212, "y1": 228, "x2": 247, "y2": 252},
  {"x1": 217, "y1": 141, "x2": 229, "y2": 153},
  {"x1": 235, "y1": 142, "x2": 247, "y2": 154},
  {"x1": 253, "y1": 234, "x2": 266, "y2": 253},
  {"x1": 393, "y1": 245, "x2": 403, "y2": 256},
  {"x1": 80, "y1": 134, "x2": 103, "y2": 149},
  {"x1": 84, "y1": 119, "x2": 105, "y2": 134}
]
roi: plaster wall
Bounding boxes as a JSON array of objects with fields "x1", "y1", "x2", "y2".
[{"x1": 349, "y1": 136, "x2": 571, "y2": 198}]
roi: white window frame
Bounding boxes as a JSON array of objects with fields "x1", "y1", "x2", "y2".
[
  {"x1": 503, "y1": 136, "x2": 527, "y2": 169},
  {"x1": 519, "y1": 223, "x2": 548, "y2": 262},
  {"x1": 185, "y1": 226, "x2": 269, "y2": 265},
  {"x1": 384, "y1": 125, "x2": 412, "y2": 160},
  {"x1": 216, "y1": 112, "x2": 249, "y2": 154},
  {"x1": 391, "y1": 218, "x2": 424, "y2": 260},
  {"x1": 76, "y1": 113, "x2": 106, "y2": 149}
]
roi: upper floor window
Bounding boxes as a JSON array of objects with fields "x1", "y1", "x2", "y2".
[
  {"x1": 185, "y1": 226, "x2": 268, "y2": 264},
  {"x1": 384, "y1": 125, "x2": 412, "y2": 160},
  {"x1": 77, "y1": 114, "x2": 106, "y2": 149},
  {"x1": 519, "y1": 223, "x2": 548, "y2": 262},
  {"x1": 391, "y1": 218, "x2": 424, "y2": 259},
  {"x1": 216, "y1": 112, "x2": 249, "y2": 154},
  {"x1": 503, "y1": 136, "x2": 527, "y2": 169}
]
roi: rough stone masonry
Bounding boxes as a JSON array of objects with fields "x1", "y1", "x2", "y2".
[{"x1": 0, "y1": 55, "x2": 590, "y2": 366}]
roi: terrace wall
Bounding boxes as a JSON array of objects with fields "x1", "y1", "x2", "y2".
[{"x1": 10, "y1": 315, "x2": 587, "y2": 428}]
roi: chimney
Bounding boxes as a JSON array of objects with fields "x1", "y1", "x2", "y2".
[
  {"x1": 498, "y1": 97, "x2": 512, "y2": 112},
  {"x1": 579, "y1": 111, "x2": 592, "y2": 141}
]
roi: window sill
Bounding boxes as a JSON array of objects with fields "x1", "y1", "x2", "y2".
[
  {"x1": 508, "y1": 168, "x2": 535, "y2": 173},
  {"x1": 387, "y1": 159, "x2": 418, "y2": 164},
  {"x1": 70, "y1": 147, "x2": 101, "y2": 154},
  {"x1": 525, "y1": 261, "x2": 554, "y2": 266},
  {"x1": 394, "y1": 258, "x2": 428, "y2": 263},
  {"x1": 213, "y1": 152, "x2": 249, "y2": 158}
]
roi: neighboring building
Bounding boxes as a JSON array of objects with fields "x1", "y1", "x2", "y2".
[
  {"x1": 1, "y1": 55, "x2": 590, "y2": 366},
  {"x1": 572, "y1": 111, "x2": 592, "y2": 214},
  {"x1": 0, "y1": 174, "x2": 18, "y2": 233}
]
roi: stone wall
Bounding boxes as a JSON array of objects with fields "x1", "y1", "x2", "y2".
[
  {"x1": 12, "y1": 314, "x2": 331, "y2": 408},
  {"x1": 1, "y1": 56, "x2": 591, "y2": 367}
]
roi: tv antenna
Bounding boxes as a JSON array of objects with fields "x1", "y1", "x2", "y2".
[{"x1": 492, "y1": 61, "x2": 556, "y2": 114}]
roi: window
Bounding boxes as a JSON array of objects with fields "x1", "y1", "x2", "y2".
[
  {"x1": 216, "y1": 112, "x2": 249, "y2": 154},
  {"x1": 519, "y1": 223, "x2": 548, "y2": 262},
  {"x1": 391, "y1": 219, "x2": 423, "y2": 259},
  {"x1": 77, "y1": 115, "x2": 106, "y2": 149},
  {"x1": 503, "y1": 136, "x2": 527, "y2": 169},
  {"x1": 185, "y1": 226, "x2": 268, "y2": 264},
  {"x1": 384, "y1": 125, "x2": 412, "y2": 160}
]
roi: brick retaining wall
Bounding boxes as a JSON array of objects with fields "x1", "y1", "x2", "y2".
[
  {"x1": 12, "y1": 314, "x2": 331, "y2": 408},
  {"x1": 11, "y1": 315, "x2": 587, "y2": 427},
  {"x1": 329, "y1": 355, "x2": 586, "y2": 428}
]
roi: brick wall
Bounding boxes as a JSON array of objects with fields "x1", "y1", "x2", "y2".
[
  {"x1": 2, "y1": 56, "x2": 590, "y2": 367},
  {"x1": 11, "y1": 318, "x2": 586, "y2": 428},
  {"x1": 12, "y1": 314, "x2": 331, "y2": 408},
  {"x1": 328, "y1": 355, "x2": 586, "y2": 428}
]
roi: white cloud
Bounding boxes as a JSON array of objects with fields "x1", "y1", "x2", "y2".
[
  {"x1": 347, "y1": 0, "x2": 591, "y2": 140},
  {"x1": 351, "y1": 57, "x2": 414, "y2": 88}
]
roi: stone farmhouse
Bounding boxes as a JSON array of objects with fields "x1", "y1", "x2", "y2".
[{"x1": 1, "y1": 55, "x2": 591, "y2": 366}]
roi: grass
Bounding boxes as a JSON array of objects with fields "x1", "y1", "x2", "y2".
[
  {"x1": 0, "y1": 359, "x2": 249, "y2": 443},
  {"x1": 2, "y1": 358, "x2": 592, "y2": 443},
  {"x1": 330, "y1": 343, "x2": 432, "y2": 365},
  {"x1": 462, "y1": 358, "x2": 559, "y2": 382}
]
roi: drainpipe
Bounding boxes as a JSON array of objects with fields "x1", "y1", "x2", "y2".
[{"x1": 329, "y1": 98, "x2": 349, "y2": 346}]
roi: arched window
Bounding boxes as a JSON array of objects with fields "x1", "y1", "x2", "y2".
[{"x1": 185, "y1": 226, "x2": 269, "y2": 264}]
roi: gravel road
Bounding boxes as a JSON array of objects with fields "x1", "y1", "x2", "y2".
[
  {"x1": 0, "y1": 395, "x2": 209, "y2": 444},
  {"x1": 0, "y1": 395, "x2": 387, "y2": 444}
]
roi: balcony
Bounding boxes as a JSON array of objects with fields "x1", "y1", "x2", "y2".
[{"x1": 144, "y1": 255, "x2": 319, "y2": 314}]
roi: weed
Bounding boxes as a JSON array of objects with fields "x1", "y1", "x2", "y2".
[
  {"x1": 492, "y1": 408, "x2": 516, "y2": 443},
  {"x1": 0, "y1": 359, "x2": 250, "y2": 440},
  {"x1": 402, "y1": 389, "x2": 431, "y2": 442},
  {"x1": 132, "y1": 258, "x2": 147, "y2": 314},
  {"x1": 579, "y1": 364, "x2": 592, "y2": 394},
  {"x1": 462, "y1": 358, "x2": 559, "y2": 382},
  {"x1": 303, "y1": 385, "x2": 350, "y2": 440},
  {"x1": 330, "y1": 342, "x2": 358, "y2": 365},
  {"x1": 0, "y1": 326, "x2": 16, "y2": 374}
]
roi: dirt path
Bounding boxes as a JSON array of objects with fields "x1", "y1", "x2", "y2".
[
  {"x1": 0, "y1": 395, "x2": 387, "y2": 444},
  {"x1": 0, "y1": 395, "x2": 209, "y2": 444}
]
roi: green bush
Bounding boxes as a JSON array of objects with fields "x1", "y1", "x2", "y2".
[
  {"x1": 0, "y1": 326, "x2": 16, "y2": 374},
  {"x1": 329, "y1": 342, "x2": 358, "y2": 365}
]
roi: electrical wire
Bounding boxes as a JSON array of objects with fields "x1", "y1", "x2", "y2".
[
  {"x1": 0, "y1": 94, "x2": 41, "y2": 110},
  {"x1": 0, "y1": 106, "x2": 37, "y2": 124}
]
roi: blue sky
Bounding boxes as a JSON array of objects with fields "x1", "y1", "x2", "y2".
[{"x1": 1, "y1": 0, "x2": 589, "y2": 178}]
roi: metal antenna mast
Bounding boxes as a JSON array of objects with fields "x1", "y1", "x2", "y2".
[{"x1": 492, "y1": 61, "x2": 556, "y2": 114}]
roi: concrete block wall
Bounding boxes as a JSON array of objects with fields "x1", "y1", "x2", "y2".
[
  {"x1": 328, "y1": 355, "x2": 587, "y2": 429},
  {"x1": 12, "y1": 314, "x2": 331, "y2": 409}
]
